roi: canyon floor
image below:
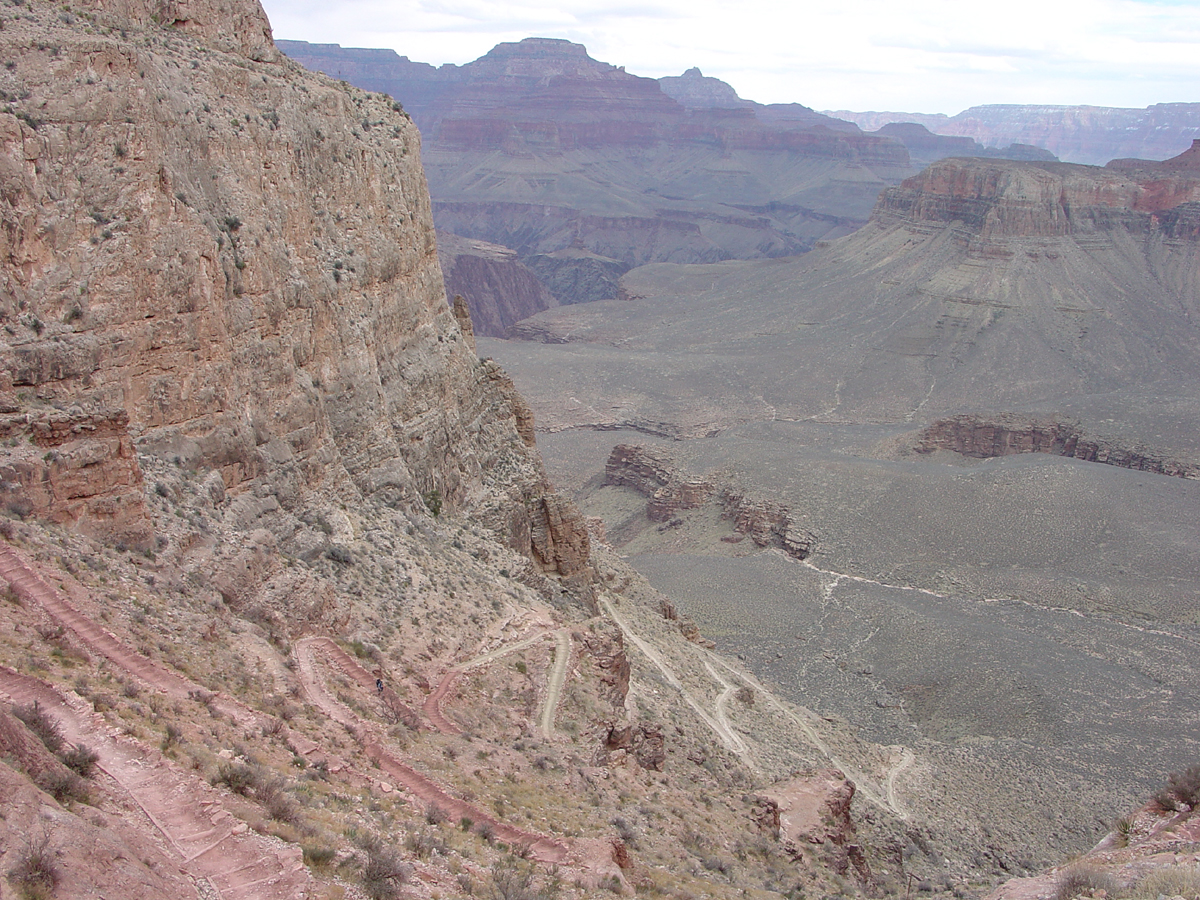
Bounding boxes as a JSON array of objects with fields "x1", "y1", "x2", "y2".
[{"x1": 477, "y1": 172, "x2": 1200, "y2": 877}]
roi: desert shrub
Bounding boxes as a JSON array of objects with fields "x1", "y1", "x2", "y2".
[
  {"x1": 404, "y1": 828, "x2": 446, "y2": 859},
  {"x1": 325, "y1": 544, "x2": 353, "y2": 565},
  {"x1": 13, "y1": 702, "x2": 64, "y2": 754},
  {"x1": 488, "y1": 855, "x2": 552, "y2": 900},
  {"x1": 258, "y1": 779, "x2": 301, "y2": 824},
  {"x1": 1167, "y1": 765, "x2": 1200, "y2": 807},
  {"x1": 358, "y1": 835, "x2": 412, "y2": 900},
  {"x1": 1132, "y1": 865, "x2": 1200, "y2": 900},
  {"x1": 425, "y1": 803, "x2": 447, "y2": 825},
  {"x1": 302, "y1": 845, "x2": 337, "y2": 869},
  {"x1": 214, "y1": 762, "x2": 262, "y2": 796},
  {"x1": 8, "y1": 828, "x2": 59, "y2": 899},
  {"x1": 37, "y1": 767, "x2": 89, "y2": 805},
  {"x1": 1055, "y1": 866, "x2": 1122, "y2": 900},
  {"x1": 60, "y1": 743, "x2": 99, "y2": 778}
]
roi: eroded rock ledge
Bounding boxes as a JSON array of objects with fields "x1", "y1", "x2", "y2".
[
  {"x1": 603, "y1": 444, "x2": 817, "y2": 559},
  {"x1": 912, "y1": 414, "x2": 1200, "y2": 479}
]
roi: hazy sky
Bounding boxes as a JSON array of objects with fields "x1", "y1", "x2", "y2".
[{"x1": 259, "y1": 0, "x2": 1200, "y2": 114}]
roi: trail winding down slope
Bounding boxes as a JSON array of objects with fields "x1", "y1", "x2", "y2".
[{"x1": 0, "y1": 541, "x2": 577, "y2": 874}]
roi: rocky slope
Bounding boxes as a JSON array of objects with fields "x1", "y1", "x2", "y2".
[
  {"x1": 0, "y1": 4, "x2": 948, "y2": 900},
  {"x1": 829, "y1": 103, "x2": 1200, "y2": 166}
]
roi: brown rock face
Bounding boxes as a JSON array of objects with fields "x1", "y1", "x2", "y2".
[
  {"x1": 877, "y1": 156, "x2": 1200, "y2": 239},
  {"x1": 603, "y1": 444, "x2": 713, "y2": 522},
  {"x1": 913, "y1": 415, "x2": 1200, "y2": 479},
  {"x1": 0, "y1": 0, "x2": 590, "y2": 577},
  {"x1": 602, "y1": 444, "x2": 817, "y2": 558},
  {"x1": 768, "y1": 769, "x2": 872, "y2": 884},
  {"x1": 438, "y1": 231, "x2": 559, "y2": 337},
  {"x1": 0, "y1": 404, "x2": 151, "y2": 548}
]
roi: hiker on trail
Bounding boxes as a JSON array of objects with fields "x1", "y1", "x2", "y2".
[{"x1": 376, "y1": 677, "x2": 384, "y2": 694}]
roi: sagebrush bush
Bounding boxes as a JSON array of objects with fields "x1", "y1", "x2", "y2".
[
  {"x1": 1055, "y1": 866, "x2": 1122, "y2": 900},
  {"x1": 8, "y1": 828, "x2": 59, "y2": 899},
  {"x1": 13, "y1": 702, "x2": 64, "y2": 754}
]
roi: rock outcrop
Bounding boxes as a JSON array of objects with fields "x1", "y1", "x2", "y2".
[
  {"x1": 602, "y1": 445, "x2": 816, "y2": 558},
  {"x1": 766, "y1": 770, "x2": 872, "y2": 884},
  {"x1": 0, "y1": 402, "x2": 150, "y2": 548},
  {"x1": 438, "y1": 231, "x2": 559, "y2": 337},
  {"x1": 912, "y1": 415, "x2": 1200, "y2": 479},
  {"x1": 0, "y1": 0, "x2": 589, "y2": 577},
  {"x1": 603, "y1": 444, "x2": 713, "y2": 523}
]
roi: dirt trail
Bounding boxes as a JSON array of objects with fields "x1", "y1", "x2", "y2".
[
  {"x1": 424, "y1": 630, "x2": 554, "y2": 736},
  {"x1": 293, "y1": 638, "x2": 569, "y2": 864},
  {"x1": 0, "y1": 544, "x2": 323, "y2": 753},
  {"x1": 599, "y1": 596, "x2": 749, "y2": 758},
  {"x1": 0, "y1": 668, "x2": 314, "y2": 900},
  {"x1": 306, "y1": 637, "x2": 422, "y2": 730},
  {"x1": 704, "y1": 652, "x2": 909, "y2": 819},
  {"x1": 0, "y1": 542, "x2": 579, "y2": 873},
  {"x1": 538, "y1": 630, "x2": 571, "y2": 739}
]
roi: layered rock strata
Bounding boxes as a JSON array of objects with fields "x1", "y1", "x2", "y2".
[
  {"x1": 0, "y1": 0, "x2": 589, "y2": 577},
  {"x1": 438, "y1": 231, "x2": 559, "y2": 336},
  {"x1": 913, "y1": 415, "x2": 1200, "y2": 479},
  {"x1": 603, "y1": 444, "x2": 816, "y2": 558}
]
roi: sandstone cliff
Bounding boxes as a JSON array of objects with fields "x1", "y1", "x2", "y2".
[{"x1": 0, "y1": 0, "x2": 587, "y2": 574}]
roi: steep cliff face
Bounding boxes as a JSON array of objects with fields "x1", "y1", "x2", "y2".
[
  {"x1": 0, "y1": 0, "x2": 587, "y2": 571},
  {"x1": 437, "y1": 231, "x2": 559, "y2": 337}
]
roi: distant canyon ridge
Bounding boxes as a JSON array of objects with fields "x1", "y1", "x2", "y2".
[{"x1": 282, "y1": 38, "x2": 1156, "y2": 334}]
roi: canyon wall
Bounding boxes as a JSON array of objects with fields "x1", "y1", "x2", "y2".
[{"x1": 0, "y1": 0, "x2": 588, "y2": 573}]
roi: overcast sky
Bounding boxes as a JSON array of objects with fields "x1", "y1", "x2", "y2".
[{"x1": 259, "y1": 0, "x2": 1200, "y2": 114}]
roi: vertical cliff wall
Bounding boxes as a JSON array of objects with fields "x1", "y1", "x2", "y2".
[{"x1": 0, "y1": 0, "x2": 588, "y2": 573}]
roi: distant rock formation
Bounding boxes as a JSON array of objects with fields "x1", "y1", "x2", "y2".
[
  {"x1": 603, "y1": 444, "x2": 816, "y2": 558},
  {"x1": 874, "y1": 122, "x2": 1056, "y2": 166},
  {"x1": 912, "y1": 414, "x2": 1200, "y2": 479},
  {"x1": 437, "y1": 231, "x2": 559, "y2": 337},
  {"x1": 829, "y1": 103, "x2": 1200, "y2": 166},
  {"x1": 657, "y1": 67, "x2": 753, "y2": 110},
  {"x1": 280, "y1": 38, "x2": 912, "y2": 304}
]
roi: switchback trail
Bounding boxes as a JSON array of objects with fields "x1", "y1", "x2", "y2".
[
  {"x1": 538, "y1": 630, "x2": 571, "y2": 739},
  {"x1": 294, "y1": 637, "x2": 570, "y2": 864},
  {"x1": 424, "y1": 630, "x2": 559, "y2": 736},
  {"x1": 599, "y1": 595, "x2": 749, "y2": 758},
  {"x1": 0, "y1": 542, "x2": 573, "y2": 868},
  {"x1": 0, "y1": 668, "x2": 314, "y2": 900}
]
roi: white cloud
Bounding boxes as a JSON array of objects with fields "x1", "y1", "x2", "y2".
[{"x1": 260, "y1": 0, "x2": 1200, "y2": 113}]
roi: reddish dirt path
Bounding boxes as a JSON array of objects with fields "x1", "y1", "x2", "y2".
[
  {"x1": 0, "y1": 668, "x2": 314, "y2": 900},
  {"x1": 0, "y1": 544, "x2": 323, "y2": 753},
  {"x1": 307, "y1": 636, "x2": 422, "y2": 730},
  {"x1": 294, "y1": 637, "x2": 569, "y2": 864},
  {"x1": 423, "y1": 630, "x2": 557, "y2": 736},
  {"x1": 423, "y1": 669, "x2": 464, "y2": 735},
  {"x1": 0, "y1": 541, "x2": 573, "y2": 870}
]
